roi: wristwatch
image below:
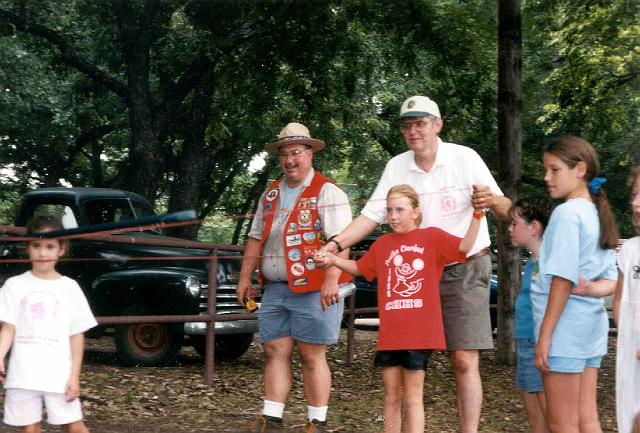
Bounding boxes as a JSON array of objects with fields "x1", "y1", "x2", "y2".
[{"x1": 327, "y1": 236, "x2": 344, "y2": 252}]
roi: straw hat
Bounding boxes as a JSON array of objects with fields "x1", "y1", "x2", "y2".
[{"x1": 265, "y1": 122, "x2": 326, "y2": 153}]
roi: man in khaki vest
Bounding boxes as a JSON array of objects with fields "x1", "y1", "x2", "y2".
[{"x1": 237, "y1": 122, "x2": 352, "y2": 433}]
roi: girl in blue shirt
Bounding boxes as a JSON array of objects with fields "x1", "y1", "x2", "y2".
[{"x1": 532, "y1": 136, "x2": 618, "y2": 433}]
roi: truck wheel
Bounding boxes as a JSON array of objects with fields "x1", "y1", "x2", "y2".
[
  {"x1": 114, "y1": 307, "x2": 183, "y2": 366},
  {"x1": 192, "y1": 333, "x2": 254, "y2": 362}
]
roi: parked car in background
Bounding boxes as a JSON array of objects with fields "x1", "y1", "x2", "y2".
[{"x1": 0, "y1": 187, "x2": 259, "y2": 366}]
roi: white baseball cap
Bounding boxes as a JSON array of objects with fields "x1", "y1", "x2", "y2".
[{"x1": 399, "y1": 95, "x2": 441, "y2": 118}]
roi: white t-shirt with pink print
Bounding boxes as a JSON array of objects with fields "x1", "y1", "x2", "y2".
[{"x1": 0, "y1": 271, "x2": 97, "y2": 393}]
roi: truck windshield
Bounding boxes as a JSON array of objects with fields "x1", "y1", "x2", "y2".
[
  {"x1": 131, "y1": 200, "x2": 155, "y2": 219},
  {"x1": 84, "y1": 198, "x2": 142, "y2": 225}
]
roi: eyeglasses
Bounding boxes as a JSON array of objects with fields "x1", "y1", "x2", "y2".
[
  {"x1": 278, "y1": 148, "x2": 310, "y2": 159},
  {"x1": 399, "y1": 120, "x2": 431, "y2": 133}
]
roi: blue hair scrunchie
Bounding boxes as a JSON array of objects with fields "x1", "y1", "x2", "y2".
[{"x1": 588, "y1": 177, "x2": 607, "y2": 194}]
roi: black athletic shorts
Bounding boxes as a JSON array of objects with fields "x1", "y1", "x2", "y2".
[{"x1": 373, "y1": 349, "x2": 432, "y2": 370}]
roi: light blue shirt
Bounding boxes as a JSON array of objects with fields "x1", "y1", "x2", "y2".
[
  {"x1": 531, "y1": 198, "x2": 617, "y2": 358},
  {"x1": 515, "y1": 258, "x2": 537, "y2": 340}
]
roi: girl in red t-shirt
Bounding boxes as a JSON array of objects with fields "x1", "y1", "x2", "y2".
[{"x1": 315, "y1": 184, "x2": 482, "y2": 433}]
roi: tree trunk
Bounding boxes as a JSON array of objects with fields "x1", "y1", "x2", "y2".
[
  {"x1": 496, "y1": 0, "x2": 523, "y2": 365},
  {"x1": 112, "y1": 1, "x2": 163, "y2": 201},
  {"x1": 166, "y1": 69, "x2": 216, "y2": 240}
]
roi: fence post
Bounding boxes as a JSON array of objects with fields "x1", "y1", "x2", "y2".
[{"x1": 204, "y1": 247, "x2": 218, "y2": 385}]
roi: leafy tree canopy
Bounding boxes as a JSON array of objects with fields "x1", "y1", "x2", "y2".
[{"x1": 0, "y1": 0, "x2": 637, "y2": 238}]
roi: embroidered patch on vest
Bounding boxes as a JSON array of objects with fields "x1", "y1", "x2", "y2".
[
  {"x1": 291, "y1": 262, "x2": 305, "y2": 276},
  {"x1": 303, "y1": 232, "x2": 316, "y2": 244},
  {"x1": 305, "y1": 257, "x2": 316, "y2": 270},
  {"x1": 292, "y1": 277, "x2": 308, "y2": 286},
  {"x1": 266, "y1": 189, "x2": 279, "y2": 202},
  {"x1": 288, "y1": 248, "x2": 301, "y2": 262},
  {"x1": 286, "y1": 234, "x2": 302, "y2": 246},
  {"x1": 298, "y1": 210, "x2": 312, "y2": 229},
  {"x1": 304, "y1": 246, "x2": 318, "y2": 256}
]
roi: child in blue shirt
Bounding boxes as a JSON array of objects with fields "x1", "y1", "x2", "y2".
[
  {"x1": 532, "y1": 136, "x2": 618, "y2": 433},
  {"x1": 509, "y1": 197, "x2": 552, "y2": 433}
]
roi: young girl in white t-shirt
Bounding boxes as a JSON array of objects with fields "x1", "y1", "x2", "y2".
[
  {"x1": 315, "y1": 184, "x2": 482, "y2": 433},
  {"x1": 0, "y1": 215, "x2": 97, "y2": 433}
]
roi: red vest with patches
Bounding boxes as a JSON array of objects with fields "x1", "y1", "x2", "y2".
[{"x1": 259, "y1": 172, "x2": 351, "y2": 293}]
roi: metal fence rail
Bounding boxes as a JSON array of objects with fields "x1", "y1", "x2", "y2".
[
  {"x1": 95, "y1": 245, "x2": 377, "y2": 385},
  {"x1": 1, "y1": 226, "x2": 381, "y2": 385}
]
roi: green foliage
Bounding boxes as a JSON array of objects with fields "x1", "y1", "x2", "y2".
[
  {"x1": 0, "y1": 0, "x2": 637, "y2": 240},
  {"x1": 524, "y1": 0, "x2": 640, "y2": 236}
]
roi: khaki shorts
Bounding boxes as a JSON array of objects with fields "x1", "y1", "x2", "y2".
[{"x1": 439, "y1": 254, "x2": 494, "y2": 350}]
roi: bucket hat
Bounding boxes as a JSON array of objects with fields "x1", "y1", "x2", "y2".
[{"x1": 265, "y1": 122, "x2": 325, "y2": 153}]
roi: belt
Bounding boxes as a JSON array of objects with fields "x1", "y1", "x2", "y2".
[
  {"x1": 445, "y1": 248, "x2": 489, "y2": 268},
  {"x1": 467, "y1": 248, "x2": 490, "y2": 261}
]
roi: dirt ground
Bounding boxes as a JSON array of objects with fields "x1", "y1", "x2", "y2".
[{"x1": 0, "y1": 329, "x2": 618, "y2": 433}]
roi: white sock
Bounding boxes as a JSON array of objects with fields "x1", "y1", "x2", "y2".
[
  {"x1": 262, "y1": 400, "x2": 285, "y2": 419},
  {"x1": 307, "y1": 405, "x2": 328, "y2": 422}
]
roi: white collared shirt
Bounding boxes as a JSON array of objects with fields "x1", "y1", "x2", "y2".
[{"x1": 361, "y1": 138, "x2": 503, "y2": 256}]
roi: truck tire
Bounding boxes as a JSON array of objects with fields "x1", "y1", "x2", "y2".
[
  {"x1": 192, "y1": 333, "x2": 254, "y2": 362},
  {"x1": 114, "y1": 306, "x2": 183, "y2": 366}
]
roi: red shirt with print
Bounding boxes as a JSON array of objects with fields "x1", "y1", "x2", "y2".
[{"x1": 357, "y1": 228, "x2": 465, "y2": 351}]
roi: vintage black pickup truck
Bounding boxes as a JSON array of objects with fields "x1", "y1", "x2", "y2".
[{"x1": 0, "y1": 187, "x2": 257, "y2": 366}]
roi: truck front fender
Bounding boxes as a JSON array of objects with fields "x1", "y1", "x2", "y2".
[{"x1": 90, "y1": 268, "x2": 204, "y2": 316}]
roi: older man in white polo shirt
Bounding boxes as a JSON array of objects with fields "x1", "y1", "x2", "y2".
[{"x1": 322, "y1": 96, "x2": 511, "y2": 433}]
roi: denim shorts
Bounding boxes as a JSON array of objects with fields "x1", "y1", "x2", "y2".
[
  {"x1": 515, "y1": 338, "x2": 544, "y2": 393},
  {"x1": 373, "y1": 350, "x2": 432, "y2": 370},
  {"x1": 547, "y1": 355, "x2": 603, "y2": 373},
  {"x1": 258, "y1": 282, "x2": 344, "y2": 345}
]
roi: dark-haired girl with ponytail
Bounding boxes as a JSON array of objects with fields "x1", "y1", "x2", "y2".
[{"x1": 531, "y1": 136, "x2": 618, "y2": 433}]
